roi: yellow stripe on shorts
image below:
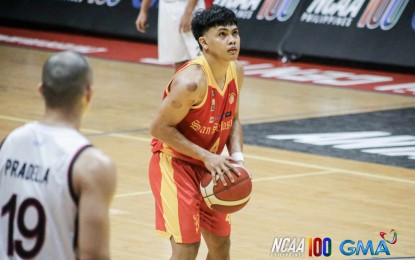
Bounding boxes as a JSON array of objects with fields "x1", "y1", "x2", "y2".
[{"x1": 159, "y1": 153, "x2": 182, "y2": 243}]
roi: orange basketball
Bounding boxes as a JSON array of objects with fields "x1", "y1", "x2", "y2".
[{"x1": 200, "y1": 164, "x2": 252, "y2": 214}]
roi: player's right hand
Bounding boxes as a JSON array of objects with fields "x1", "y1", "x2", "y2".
[
  {"x1": 136, "y1": 13, "x2": 149, "y2": 33},
  {"x1": 203, "y1": 153, "x2": 241, "y2": 187}
]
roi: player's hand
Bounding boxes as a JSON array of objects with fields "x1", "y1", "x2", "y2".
[
  {"x1": 179, "y1": 12, "x2": 192, "y2": 33},
  {"x1": 136, "y1": 12, "x2": 149, "y2": 33},
  {"x1": 229, "y1": 159, "x2": 252, "y2": 178},
  {"x1": 203, "y1": 153, "x2": 241, "y2": 187}
]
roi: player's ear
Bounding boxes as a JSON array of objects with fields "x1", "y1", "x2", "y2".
[
  {"x1": 81, "y1": 85, "x2": 93, "y2": 118},
  {"x1": 199, "y1": 36, "x2": 208, "y2": 50},
  {"x1": 85, "y1": 85, "x2": 93, "y2": 103},
  {"x1": 38, "y1": 83, "x2": 43, "y2": 96}
]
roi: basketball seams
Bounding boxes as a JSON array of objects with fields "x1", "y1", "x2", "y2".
[{"x1": 204, "y1": 176, "x2": 251, "y2": 199}]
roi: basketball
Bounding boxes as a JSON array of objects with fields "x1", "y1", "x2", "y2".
[{"x1": 200, "y1": 164, "x2": 252, "y2": 214}]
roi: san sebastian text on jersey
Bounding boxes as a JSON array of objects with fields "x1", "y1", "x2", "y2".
[{"x1": 190, "y1": 117, "x2": 233, "y2": 135}]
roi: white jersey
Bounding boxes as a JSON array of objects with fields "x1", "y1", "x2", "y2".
[{"x1": 0, "y1": 122, "x2": 91, "y2": 260}]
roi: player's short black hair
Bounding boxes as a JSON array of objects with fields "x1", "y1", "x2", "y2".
[
  {"x1": 191, "y1": 5, "x2": 238, "y2": 50},
  {"x1": 42, "y1": 51, "x2": 92, "y2": 110}
]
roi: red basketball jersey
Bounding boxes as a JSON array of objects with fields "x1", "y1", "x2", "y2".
[{"x1": 151, "y1": 55, "x2": 240, "y2": 166}]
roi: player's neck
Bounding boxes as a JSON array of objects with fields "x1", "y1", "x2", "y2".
[
  {"x1": 40, "y1": 108, "x2": 82, "y2": 131},
  {"x1": 204, "y1": 55, "x2": 230, "y2": 89}
]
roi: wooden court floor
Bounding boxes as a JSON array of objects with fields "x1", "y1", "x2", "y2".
[{"x1": 1, "y1": 45, "x2": 415, "y2": 259}]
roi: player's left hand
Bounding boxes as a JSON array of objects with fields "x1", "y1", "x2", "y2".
[{"x1": 179, "y1": 12, "x2": 192, "y2": 33}]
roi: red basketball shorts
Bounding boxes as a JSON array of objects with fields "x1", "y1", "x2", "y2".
[{"x1": 149, "y1": 152, "x2": 231, "y2": 244}]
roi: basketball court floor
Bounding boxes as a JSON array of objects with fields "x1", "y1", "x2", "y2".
[{"x1": 1, "y1": 26, "x2": 414, "y2": 259}]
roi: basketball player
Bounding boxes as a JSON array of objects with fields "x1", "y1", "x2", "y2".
[
  {"x1": 135, "y1": 0, "x2": 205, "y2": 71},
  {"x1": 0, "y1": 51, "x2": 117, "y2": 259},
  {"x1": 149, "y1": 5, "x2": 245, "y2": 259}
]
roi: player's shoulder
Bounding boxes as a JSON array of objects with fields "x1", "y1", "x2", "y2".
[
  {"x1": 232, "y1": 60, "x2": 244, "y2": 88},
  {"x1": 5, "y1": 122, "x2": 32, "y2": 138},
  {"x1": 78, "y1": 147, "x2": 115, "y2": 172},
  {"x1": 71, "y1": 147, "x2": 116, "y2": 203},
  {"x1": 73, "y1": 147, "x2": 116, "y2": 185},
  {"x1": 0, "y1": 123, "x2": 36, "y2": 149},
  {"x1": 171, "y1": 64, "x2": 207, "y2": 94},
  {"x1": 177, "y1": 63, "x2": 205, "y2": 82},
  {"x1": 233, "y1": 60, "x2": 244, "y2": 75}
]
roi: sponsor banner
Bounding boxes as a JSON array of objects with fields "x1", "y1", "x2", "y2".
[
  {"x1": 243, "y1": 108, "x2": 415, "y2": 169},
  {"x1": 282, "y1": 0, "x2": 415, "y2": 68},
  {"x1": 1, "y1": 26, "x2": 415, "y2": 97}
]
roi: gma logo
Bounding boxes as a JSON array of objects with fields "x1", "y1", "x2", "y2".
[{"x1": 340, "y1": 240, "x2": 390, "y2": 256}]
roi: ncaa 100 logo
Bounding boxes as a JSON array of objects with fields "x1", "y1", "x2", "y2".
[{"x1": 270, "y1": 237, "x2": 332, "y2": 257}]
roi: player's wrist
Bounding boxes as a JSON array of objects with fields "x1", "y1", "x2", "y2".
[{"x1": 231, "y1": 152, "x2": 244, "y2": 163}]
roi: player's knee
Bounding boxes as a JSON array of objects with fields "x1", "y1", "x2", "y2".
[
  {"x1": 206, "y1": 237, "x2": 230, "y2": 260},
  {"x1": 219, "y1": 236, "x2": 231, "y2": 251},
  {"x1": 209, "y1": 236, "x2": 231, "y2": 252},
  {"x1": 171, "y1": 240, "x2": 200, "y2": 260}
]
